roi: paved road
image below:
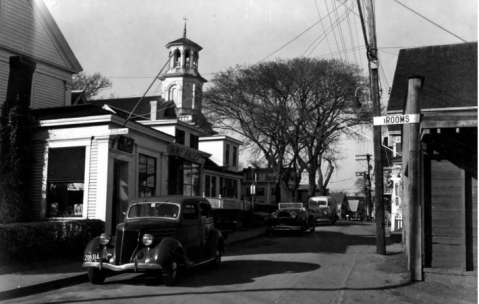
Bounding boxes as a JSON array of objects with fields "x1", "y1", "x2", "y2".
[{"x1": 5, "y1": 221, "x2": 471, "y2": 304}]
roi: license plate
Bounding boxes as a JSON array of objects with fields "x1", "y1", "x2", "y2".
[{"x1": 84, "y1": 253, "x2": 101, "y2": 262}]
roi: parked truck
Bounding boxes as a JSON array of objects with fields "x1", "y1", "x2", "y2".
[{"x1": 307, "y1": 196, "x2": 338, "y2": 225}]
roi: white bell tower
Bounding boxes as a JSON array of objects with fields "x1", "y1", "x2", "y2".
[{"x1": 159, "y1": 22, "x2": 207, "y2": 119}]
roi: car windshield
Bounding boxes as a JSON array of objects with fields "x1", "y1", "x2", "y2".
[
  {"x1": 278, "y1": 203, "x2": 303, "y2": 210},
  {"x1": 308, "y1": 200, "x2": 328, "y2": 208},
  {"x1": 128, "y1": 202, "x2": 180, "y2": 219}
]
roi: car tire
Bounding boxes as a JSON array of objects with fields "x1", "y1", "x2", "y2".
[
  {"x1": 87, "y1": 267, "x2": 106, "y2": 284},
  {"x1": 163, "y1": 255, "x2": 181, "y2": 286},
  {"x1": 209, "y1": 247, "x2": 222, "y2": 269}
]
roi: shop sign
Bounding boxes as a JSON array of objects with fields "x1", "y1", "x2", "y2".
[
  {"x1": 179, "y1": 115, "x2": 193, "y2": 122},
  {"x1": 167, "y1": 142, "x2": 204, "y2": 164},
  {"x1": 118, "y1": 135, "x2": 134, "y2": 153}
]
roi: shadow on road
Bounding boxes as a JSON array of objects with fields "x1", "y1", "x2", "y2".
[
  {"x1": 228, "y1": 224, "x2": 396, "y2": 257},
  {"x1": 106, "y1": 259, "x2": 320, "y2": 288}
]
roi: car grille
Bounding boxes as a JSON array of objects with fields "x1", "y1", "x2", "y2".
[
  {"x1": 278, "y1": 218, "x2": 298, "y2": 225},
  {"x1": 115, "y1": 230, "x2": 140, "y2": 265}
]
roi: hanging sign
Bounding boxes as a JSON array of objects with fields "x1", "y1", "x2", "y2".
[
  {"x1": 167, "y1": 142, "x2": 205, "y2": 164},
  {"x1": 373, "y1": 114, "x2": 420, "y2": 126},
  {"x1": 108, "y1": 128, "x2": 129, "y2": 135},
  {"x1": 118, "y1": 135, "x2": 134, "y2": 153}
]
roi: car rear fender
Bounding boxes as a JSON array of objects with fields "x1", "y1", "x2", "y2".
[{"x1": 208, "y1": 229, "x2": 225, "y2": 253}]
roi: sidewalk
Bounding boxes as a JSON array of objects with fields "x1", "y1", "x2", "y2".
[{"x1": 0, "y1": 226, "x2": 266, "y2": 301}]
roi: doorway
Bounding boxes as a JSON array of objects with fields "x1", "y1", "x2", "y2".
[{"x1": 112, "y1": 160, "x2": 129, "y2": 233}]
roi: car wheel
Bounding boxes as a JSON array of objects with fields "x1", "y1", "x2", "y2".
[
  {"x1": 209, "y1": 247, "x2": 222, "y2": 269},
  {"x1": 163, "y1": 256, "x2": 181, "y2": 286},
  {"x1": 87, "y1": 267, "x2": 106, "y2": 284}
]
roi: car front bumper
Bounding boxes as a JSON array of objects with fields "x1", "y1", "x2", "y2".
[
  {"x1": 83, "y1": 261, "x2": 162, "y2": 272},
  {"x1": 267, "y1": 225, "x2": 302, "y2": 231}
]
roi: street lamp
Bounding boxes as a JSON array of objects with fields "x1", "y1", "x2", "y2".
[{"x1": 353, "y1": 85, "x2": 371, "y2": 114}]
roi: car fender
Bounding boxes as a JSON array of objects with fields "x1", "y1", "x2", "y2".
[
  {"x1": 144, "y1": 238, "x2": 186, "y2": 266},
  {"x1": 83, "y1": 236, "x2": 115, "y2": 262},
  {"x1": 208, "y1": 229, "x2": 225, "y2": 254}
]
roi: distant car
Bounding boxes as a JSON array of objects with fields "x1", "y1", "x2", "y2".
[
  {"x1": 308, "y1": 196, "x2": 338, "y2": 225},
  {"x1": 348, "y1": 211, "x2": 364, "y2": 221},
  {"x1": 82, "y1": 196, "x2": 224, "y2": 286},
  {"x1": 264, "y1": 202, "x2": 315, "y2": 235}
]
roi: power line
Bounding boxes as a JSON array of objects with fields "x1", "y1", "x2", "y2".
[
  {"x1": 324, "y1": 0, "x2": 343, "y2": 60},
  {"x1": 313, "y1": 0, "x2": 333, "y2": 56},
  {"x1": 331, "y1": 0, "x2": 349, "y2": 62},
  {"x1": 257, "y1": 3, "x2": 343, "y2": 63},
  {"x1": 393, "y1": 0, "x2": 468, "y2": 43},
  {"x1": 345, "y1": 2, "x2": 358, "y2": 65},
  {"x1": 305, "y1": 0, "x2": 357, "y2": 58}
]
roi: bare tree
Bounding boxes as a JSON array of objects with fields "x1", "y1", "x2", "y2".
[
  {"x1": 73, "y1": 72, "x2": 112, "y2": 100},
  {"x1": 204, "y1": 57, "x2": 367, "y2": 202}
]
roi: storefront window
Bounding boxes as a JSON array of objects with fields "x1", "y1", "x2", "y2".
[
  {"x1": 46, "y1": 147, "x2": 86, "y2": 217},
  {"x1": 168, "y1": 156, "x2": 200, "y2": 196},
  {"x1": 139, "y1": 154, "x2": 156, "y2": 197}
]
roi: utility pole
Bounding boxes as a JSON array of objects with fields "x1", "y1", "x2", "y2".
[
  {"x1": 357, "y1": 0, "x2": 386, "y2": 254},
  {"x1": 407, "y1": 76, "x2": 423, "y2": 281},
  {"x1": 356, "y1": 154, "x2": 373, "y2": 219}
]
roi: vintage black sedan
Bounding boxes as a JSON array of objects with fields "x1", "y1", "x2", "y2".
[
  {"x1": 264, "y1": 202, "x2": 315, "y2": 235},
  {"x1": 82, "y1": 196, "x2": 224, "y2": 286}
]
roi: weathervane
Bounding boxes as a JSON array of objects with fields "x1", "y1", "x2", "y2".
[{"x1": 183, "y1": 16, "x2": 188, "y2": 38}]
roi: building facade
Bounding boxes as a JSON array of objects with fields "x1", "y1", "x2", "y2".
[
  {"x1": 387, "y1": 42, "x2": 477, "y2": 279},
  {"x1": 1, "y1": 0, "x2": 245, "y2": 231}
]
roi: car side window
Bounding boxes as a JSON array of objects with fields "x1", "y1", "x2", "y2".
[
  {"x1": 200, "y1": 202, "x2": 212, "y2": 219},
  {"x1": 183, "y1": 203, "x2": 199, "y2": 220}
]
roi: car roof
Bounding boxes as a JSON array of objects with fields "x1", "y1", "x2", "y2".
[{"x1": 127, "y1": 196, "x2": 208, "y2": 208}]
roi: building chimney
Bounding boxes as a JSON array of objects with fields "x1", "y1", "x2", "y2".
[{"x1": 150, "y1": 100, "x2": 157, "y2": 120}]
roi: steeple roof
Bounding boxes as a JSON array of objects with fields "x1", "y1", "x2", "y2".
[{"x1": 166, "y1": 37, "x2": 202, "y2": 51}]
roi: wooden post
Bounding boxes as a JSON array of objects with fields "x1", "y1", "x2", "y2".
[
  {"x1": 357, "y1": 0, "x2": 386, "y2": 254},
  {"x1": 407, "y1": 76, "x2": 423, "y2": 281}
]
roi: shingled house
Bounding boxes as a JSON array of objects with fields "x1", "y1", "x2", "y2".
[{"x1": 387, "y1": 42, "x2": 477, "y2": 280}]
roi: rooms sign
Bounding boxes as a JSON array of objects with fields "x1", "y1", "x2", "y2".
[{"x1": 373, "y1": 114, "x2": 420, "y2": 126}]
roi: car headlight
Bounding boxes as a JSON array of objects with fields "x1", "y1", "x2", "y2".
[
  {"x1": 271, "y1": 212, "x2": 278, "y2": 219},
  {"x1": 99, "y1": 233, "x2": 111, "y2": 246},
  {"x1": 323, "y1": 211, "x2": 328, "y2": 215},
  {"x1": 142, "y1": 234, "x2": 154, "y2": 246},
  {"x1": 290, "y1": 212, "x2": 297, "y2": 218}
]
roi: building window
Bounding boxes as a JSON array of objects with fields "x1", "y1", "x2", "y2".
[
  {"x1": 46, "y1": 147, "x2": 86, "y2": 217},
  {"x1": 232, "y1": 146, "x2": 237, "y2": 166},
  {"x1": 225, "y1": 144, "x2": 230, "y2": 166},
  {"x1": 175, "y1": 129, "x2": 185, "y2": 145},
  {"x1": 169, "y1": 85, "x2": 178, "y2": 107},
  {"x1": 200, "y1": 201, "x2": 212, "y2": 219},
  {"x1": 168, "y1": 157, "x2": 200, "y2": 196},
  {"x1": 205, "y1": 174, "x2": 217, "y2": 197},
  {"x1": 220, "y1": 177, "x2": 237, "y2": 198},
  {"x1": 190, "y1": 134, "x2": 199, "y2": 149},
  {"x1": 139, "y1": 154, "x2": 156, "y2": 197}
]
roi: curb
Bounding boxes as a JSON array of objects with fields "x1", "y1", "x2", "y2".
[
  {"x1": 0, "y1": 227, "x2": 266, "y2": 301},
  {"x1": 0, "y1": 273, "x2": 88, "y2": 301}
]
